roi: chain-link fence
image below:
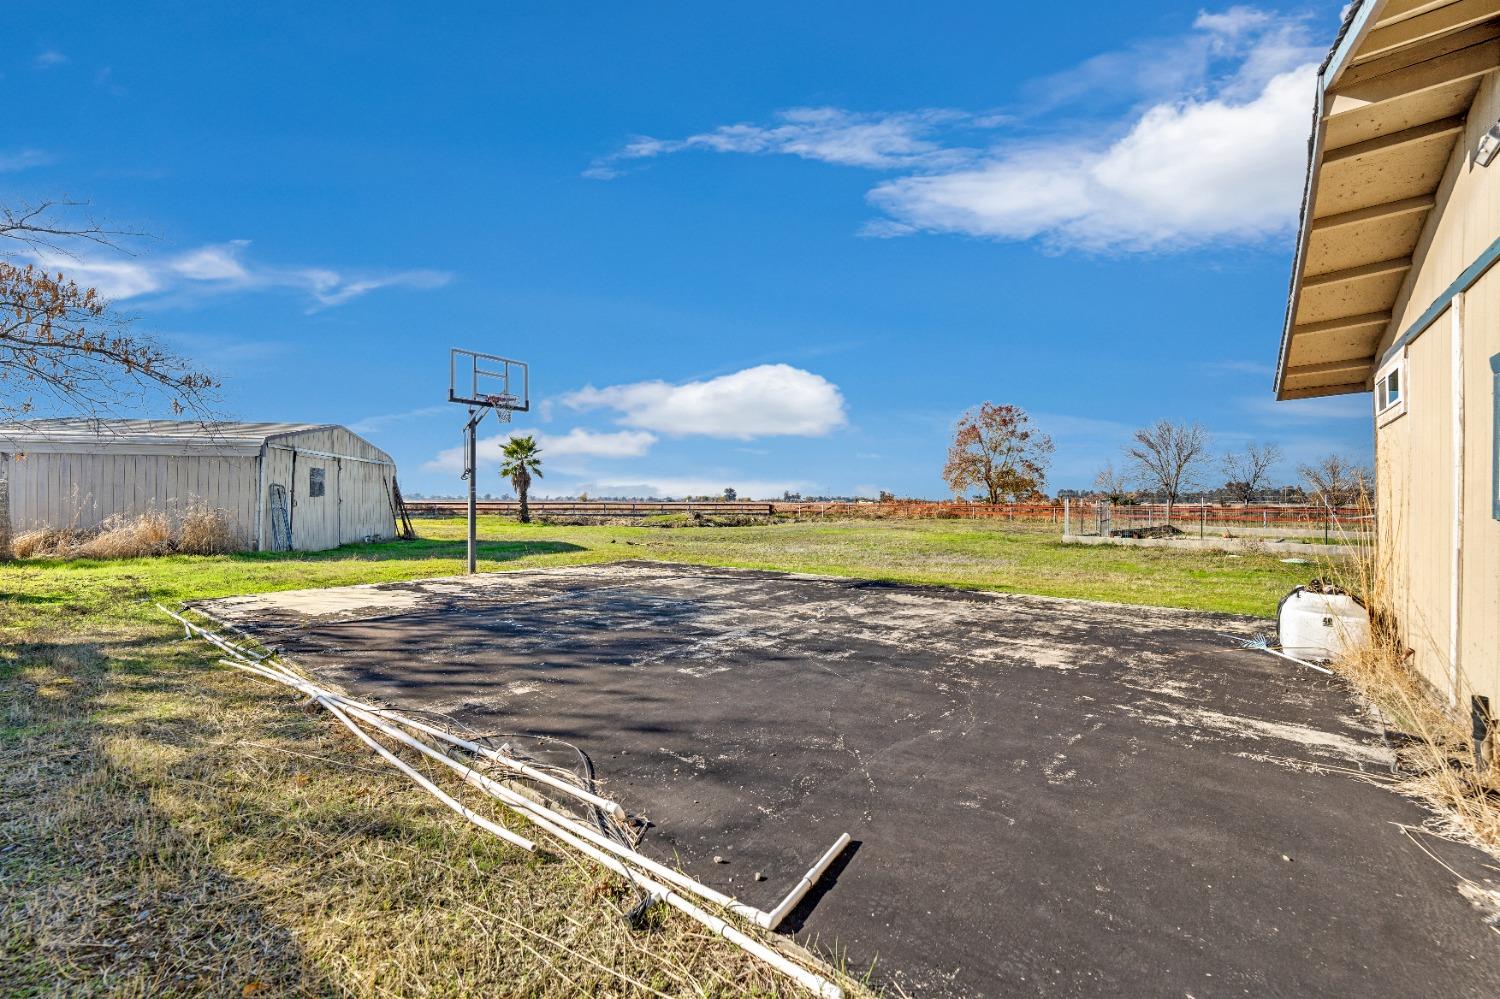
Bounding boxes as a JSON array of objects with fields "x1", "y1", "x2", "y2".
[{"x1": 1062, "y1": 499, "x2": 1372, "y2": 543}]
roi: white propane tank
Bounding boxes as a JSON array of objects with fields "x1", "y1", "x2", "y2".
[{"x1": 1277, "y1": 585, "x2": 1370, "y2": 662}]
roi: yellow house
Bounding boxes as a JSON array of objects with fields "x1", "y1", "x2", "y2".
[{"x1": 1274, "y1": 0, "x2": 1500, "y2": 713}]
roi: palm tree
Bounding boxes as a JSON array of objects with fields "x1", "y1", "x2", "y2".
[{"x1": 499, "y1": 435, "x2": 543, "y2": 523}]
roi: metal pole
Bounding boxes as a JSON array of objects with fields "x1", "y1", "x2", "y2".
[{"x1": 466, "y1": 408, "x2": 479, "y2": 574}]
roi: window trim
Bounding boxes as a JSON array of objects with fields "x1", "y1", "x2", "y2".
[
  {"x1": 1491, "y1": 353, "x2": 1499, "y2": 521},
  {"x1": 1375, "y1": 351, "x2": 1407, "y2": 426}
]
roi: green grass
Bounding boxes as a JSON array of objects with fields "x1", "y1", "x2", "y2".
[
  {"x1": 0, "y1": 517, "x2": 1331, "y2": 995},
  {"x1": 4, "y1": 516, "x2": 1324, "y2": 631}
]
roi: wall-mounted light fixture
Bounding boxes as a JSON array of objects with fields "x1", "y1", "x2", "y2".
[{"x1": 1477, "y1": 119, "x2": 1500, "y2": 167}]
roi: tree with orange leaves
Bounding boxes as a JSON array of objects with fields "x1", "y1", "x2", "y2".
[{"x1": 942, "y1": 402, "x2": 1054, "y2": 503}]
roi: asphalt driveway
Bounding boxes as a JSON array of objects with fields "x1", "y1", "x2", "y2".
[{"x1": 197, "y1": 561, "x2": 1500, "y2": 997}]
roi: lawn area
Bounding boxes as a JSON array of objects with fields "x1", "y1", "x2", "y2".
[
  {"x1": 0, "y1": 518, "x2": 1332, "y2": 996},
  {"x1": 5, "y1": 516, "x2": 1327, "y2": 631}
]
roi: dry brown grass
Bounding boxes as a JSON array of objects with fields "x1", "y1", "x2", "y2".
[
  {"x1": 10, "y1": 526, "x2": 78, "y2": 560},
  {"x1": 176, "y1": 505, "x2": 242, "y2": 555},
  {"x1": 1323, "y1": 501, "x2": 1500, "y2": 856},
  {"x1": 0, "y1": 622, "x2": 869, "y2": 997},
  {"x1": 11, "y1": 506, "x2": 243, "y2": 560}
]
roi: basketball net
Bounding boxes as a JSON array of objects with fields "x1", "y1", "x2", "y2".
[{"x1": 487, "y1": 395, "x2": 517, "y2": 423}]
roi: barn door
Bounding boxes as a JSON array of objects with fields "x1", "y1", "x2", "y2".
[{"x1": 292, "y1": 455, "x2": 340, "y2": 551}]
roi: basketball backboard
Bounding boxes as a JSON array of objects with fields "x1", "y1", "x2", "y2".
[{"x1": 449, "y1": 348, "x2": 529, "y2": 413}]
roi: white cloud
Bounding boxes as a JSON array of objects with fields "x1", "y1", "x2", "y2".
[
  {"x1": 562, "y1": 364, "x2": 847, "y2": 440},
  {"x1": 34, "y1": 49, "x2": 68, "y2": 69},
  {"x1": 171, "y1": 244, "x2": 251, "y2": 281},
  {"x1": 424, "y1": 427, "x2": 658, "y2": 474},
  {"x1": 0, "y1": 148, "x2": 55, "y2": 172},
  {"x1": 348, "y1": 404, "x2": 450, "y2": 434},
  {"x1": 868, "y1": 64, "x2": 1315, "y2": 250},
  {"x1": 28, "y1": 240, "x2": 452, "y2": 309},
  {"x1": 592, "y1": 7, "x2": 1324, "y2": 252},
  {"x1": 588, "y1": 107, "x2": 978, "y2": 177}
]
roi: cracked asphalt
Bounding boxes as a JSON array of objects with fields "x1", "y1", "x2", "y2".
[{"x1": 198, "y1": 561, "x2": 1500, "y2": 997}]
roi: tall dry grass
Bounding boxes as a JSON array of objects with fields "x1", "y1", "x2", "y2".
[
  {"x1": 11, "y1": 505, "x2": 244, "y2": 560},
  {"x1": 1323, "y1": 495, "x2": 1500, "y2": 855}
]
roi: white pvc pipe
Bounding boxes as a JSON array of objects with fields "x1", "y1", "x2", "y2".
[
  {"x1": 1263, "y1": 647, "x2": 1334, "y2": 676},
  {"x1": 159, "y1": 605, "x2": 271, "y2": 662},
  {"x1": 188, "y1": 612, "x2": 851, "y2": 930},
  {"x1": 334, "y1": 691, "x2": 628, "y2": 821},
  {"x1": 763, "y1": 832, "x2": 852, "y2": 929},
  {"x1": 173, "y1": 603, "x2": 628, "y2": 821},
  {"x1": 217, "y1": 635, "x2": 857, "y2": 928},
  {"x1": 186, "y1": 611, "x2": 851, "y2": 995},
  {"x1": 312, "y1": 689, "x2": 536, "y2": 852},
  {"x1": 224, "y1": 659, "x2": 842, "y2": 998},
  {"x1": 234, "y1": 659, "x2": 770, "y2": 925}
]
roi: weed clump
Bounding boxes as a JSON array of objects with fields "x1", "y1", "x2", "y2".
[
  {"x1": 1322, "y1": 498, "x2": 1500, "y2": 854},
  {"x1": 11, "y1": 506, "x2": 243, "y2": 560}
]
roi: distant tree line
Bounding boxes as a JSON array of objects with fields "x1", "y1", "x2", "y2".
[{"x1": 937, "y1": 405, "x2": 1372, "y2": 515}]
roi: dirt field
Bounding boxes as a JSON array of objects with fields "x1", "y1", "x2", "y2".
[{"x1": 198, "y1": 561, "x2": 1500, "y2": 998}]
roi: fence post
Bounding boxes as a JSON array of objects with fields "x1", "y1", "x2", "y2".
[
  {"x1": 1063, "y1": 497, "x2": 1071, "y2": 536},
  {"x1": 1200, "y1": 501, "x2": 1205, "y2": 539}
]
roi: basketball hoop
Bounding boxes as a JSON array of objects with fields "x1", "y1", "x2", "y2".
[
  {"x1": 449, "y1": 348, "x2": 530, "y2": 573},
  {"x1": 486, "y1": 393, "x2": 519, "y2": 422},
  {"x1": 450, "y1": 349, "x2": 529, "y2": 413}
]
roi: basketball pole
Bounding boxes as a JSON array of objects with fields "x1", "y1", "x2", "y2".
[
  {"x1": 450, "y1": 348, "x2": 528, "y2": 576},
  {"x1": 465, "y1": 406, "x2": 485, "y2": 574}
]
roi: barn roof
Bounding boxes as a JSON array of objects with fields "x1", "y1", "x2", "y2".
[
  {"x1": 0, "y1": 419, "x2": 345, "y2": 455},
  {"x1": 1274, "y1": 0, "x2": 1500, "y2": 399}
]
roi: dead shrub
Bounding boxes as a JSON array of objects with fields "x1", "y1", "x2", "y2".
[
  {"x1": 176, "y1": 505, "x2": 240, "y2": 555},
  {"x1": 9, "y1": 507, "x2": 243, "y2": 561},
  {"x1": 11, "y1": 527, "x2": 79, "y2": 560},
  {"x1": 1323, "y1": 495, "x2": 1500, "y2": 854},
  {"x1": 75, "y1": 512, "x2": 175, "y2": 559}
]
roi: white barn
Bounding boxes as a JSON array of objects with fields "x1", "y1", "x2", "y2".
[{"x1": 0, "y1": 420, "x2": 400, "y2": 552}]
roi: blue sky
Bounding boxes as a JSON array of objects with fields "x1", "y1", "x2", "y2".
[{"x1": 4, "y1": 1, "x2": 1372, "y2": 498}]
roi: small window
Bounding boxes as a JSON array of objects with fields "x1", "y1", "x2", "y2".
[
  {"x1": 308, "y1": 466, "x2": 326, "y2": 498},
  {"x1": 1375, "y1": 354, "x2": 1407, "y2": 425}
]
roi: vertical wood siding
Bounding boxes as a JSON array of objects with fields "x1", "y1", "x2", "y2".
[
  {"x1": 2, "y1": 451, "x2": 259, "y2": 545},
  {"x1": 1375, "y1": 71, "x2": 1500, "y2": 705},
  {"x1": 2, "y1": 425, "x2": 398, "y2": 555}
]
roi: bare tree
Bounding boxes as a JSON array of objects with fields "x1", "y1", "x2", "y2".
[
  {"x1": 1221, "y1": 442, "x2": 1282, "y2": 504},
  {"x1": 2, "y1": 199, "x2": 130, "y2": 254},
  {"x1": 1298, "y1": 453, "x2": 1371, "y2": 507},
  {"x1": 1124, "y1": 420, "x2": 1210, "y2": 527},
  {"x1": 1, "y1": 201, "x2": 215, "y2": 559},
  {"x1": 1093, "y1": 460, "x2": 1132, "y2": 502},
  {"x1": 1, "y1": 202, "x2": 215, "y2": 420},
  {"x1": 942, "y1": 402, "x2": 1054, "y2": 503}
]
